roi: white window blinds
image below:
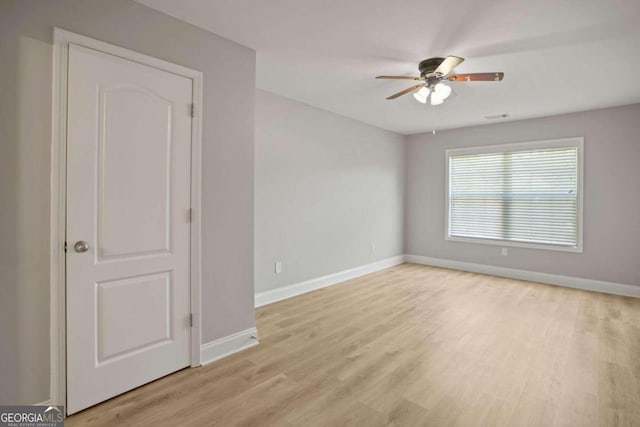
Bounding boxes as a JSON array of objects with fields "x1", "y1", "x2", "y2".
[{"x1": 447, "y1": 139, "x2": 582, "y2": 250}]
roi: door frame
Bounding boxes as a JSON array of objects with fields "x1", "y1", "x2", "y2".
[{"x1": 50, "y1": 28, "x2": 203, "y2": 409}]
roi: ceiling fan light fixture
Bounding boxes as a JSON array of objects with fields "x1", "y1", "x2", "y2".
[
  {"x1": 413, "y1": 86, "x2": 430, "y2": 104},
  {"x1": 434, "y1": 82, "x2": 452, "y2": 100},
  {"x1": 377, "y1": 56, "x2": 504, "y2": 103},
  {"x1": 430, "y1": 92, "x2": 444, "y2": 106}
]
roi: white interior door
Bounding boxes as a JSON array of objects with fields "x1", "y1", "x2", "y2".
[{"x1": 66, "y1": 43, "x2": 193, "y2": 414}]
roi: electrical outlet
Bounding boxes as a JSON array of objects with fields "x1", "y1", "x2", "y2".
[
  {"x1": 370, "y1": 243, "x2": 376, "y2": 253},
  {"x1": 275, "y1": 261, "x2": 282, "y2": 274},
  {"x1": 501, "y1": 248, "x2": 508, "y2": 256}
]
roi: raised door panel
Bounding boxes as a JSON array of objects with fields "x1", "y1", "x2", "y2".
[
  {"x1": 98, "y1": 86, "x2": 172, "y2": 259},
  {"x1": 96, "y1": 272, "x2": 172, "y2": 364}
]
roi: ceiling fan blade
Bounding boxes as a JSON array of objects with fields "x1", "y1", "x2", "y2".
[
  {"x1": 448, "y1": 72, "x2": 504, "y2": 82},
  {"x1": 386, "y1": 84, "x2": 423, "y2": 100},
  {"x1": 376, "y1": 75, "x2": 422, "y2": 80},
  {"x1": 434, "y1": 56, "x2": 464, "y2": 75}
]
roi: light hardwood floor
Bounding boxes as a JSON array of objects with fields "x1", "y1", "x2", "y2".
[{"x1": 66, "y1": 263, "x2": 640, "y2": 426}]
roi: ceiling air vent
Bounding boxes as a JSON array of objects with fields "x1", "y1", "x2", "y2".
[{"x1": 484, "y1": 113, "x2": 510, "y2": 120}]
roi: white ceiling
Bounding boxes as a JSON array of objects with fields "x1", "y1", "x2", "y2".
[{"x1": 137, "y1": 0, "x2": 640, "y2": 135}]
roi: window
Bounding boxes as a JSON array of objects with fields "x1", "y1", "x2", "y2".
[{"x1": 446, "y1": 137, "x2": 583, "y2": 252}]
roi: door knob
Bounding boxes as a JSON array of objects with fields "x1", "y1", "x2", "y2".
[{"x1": 74, "y1": 241, "x2": 90, "y2": 253}]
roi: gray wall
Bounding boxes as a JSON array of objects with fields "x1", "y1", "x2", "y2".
[
  {"x1": 405, "y1": 104, "x2": 640, "y2": 286},
  {"x1": 0, "y1": 0, "x2": 255, "y2": 404},
  {"x1": 255, "y1": 90, "x2": 405, "y2": 293}
]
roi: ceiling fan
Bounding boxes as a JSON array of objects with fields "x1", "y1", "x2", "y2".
[{"x1": 376, "y1": 56, "x2": 504, "y2": 105}]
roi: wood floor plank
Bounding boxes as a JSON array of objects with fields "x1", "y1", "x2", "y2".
[{"x1": 66, "y1": 263, "x2": 640, "y2": 426}]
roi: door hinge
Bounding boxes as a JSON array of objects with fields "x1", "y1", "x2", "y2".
[
  {"x1": 64, "y1": 241, "x2": 67, "y2": 253},
  {"x1": 190, "y1": 103, "x2": 195, "y2": 118},
  {"x1": 188, "y1": 208, "x2": 193, "y2": 223},
  {"x1": 189, "y1": 313, "x2": 193, "y2": 327}
]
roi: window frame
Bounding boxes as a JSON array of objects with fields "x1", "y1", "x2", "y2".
[{"x1": 445, "y1": 137, "x2": 584, "y2": 253}]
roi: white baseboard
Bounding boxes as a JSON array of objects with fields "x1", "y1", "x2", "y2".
[
  {"x1": 200, "y1": 327, "x2": 259, "y2": 366},
  {"x1": 255, "y1": 255, "x2": 405, "y2": 307},
  {"x1": 405, "y1": 254, "x2": 640, "y2": 298},
  {"x1": 34, "y1": 400, "x2": 52, "y2": 406}
]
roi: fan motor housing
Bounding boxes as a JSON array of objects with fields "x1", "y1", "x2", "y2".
[{"x1": 418, "y1": 57, "x2": 445, "y2": 77}]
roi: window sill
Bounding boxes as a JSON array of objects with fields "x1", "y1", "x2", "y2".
[{"x1": 445, "y1": 235, "x2": 583, "y2": 253}]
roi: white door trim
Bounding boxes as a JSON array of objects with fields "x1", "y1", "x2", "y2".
[{"x1": 50, "y1": 28, "x2": 203, "y2": 408}]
